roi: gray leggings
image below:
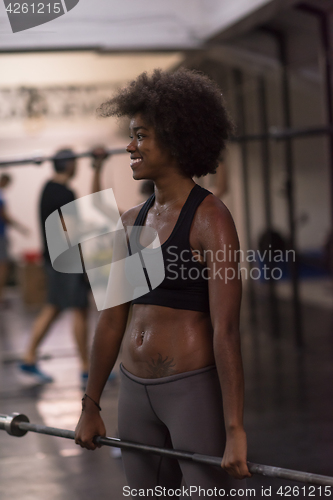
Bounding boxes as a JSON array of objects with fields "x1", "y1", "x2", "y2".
[{"x1": 118, "y1": 364, "x2": 246, "y2": 499}]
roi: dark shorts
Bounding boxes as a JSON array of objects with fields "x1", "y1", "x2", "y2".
[
  {"x1": 0, "y1": 235, "x2": 9, "y2": 263},
  {"x1": 118, "y1": 364, "x2": 246, "y2": 499},
  {"x1": 45, "y1": 263, "x2": 89, "y2": 310}
]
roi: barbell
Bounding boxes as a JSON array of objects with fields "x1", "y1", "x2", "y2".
[
  {"x1": 3, "y1": 123, "x2": 333, "y2": 168},
  {"x1": 1, "y1": 413, "x2": 333, "y2": 487},
  {"x1": 0, "y1": 147, "x2": 127, "y2": 168}
]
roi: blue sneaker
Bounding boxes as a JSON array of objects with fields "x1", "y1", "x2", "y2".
[{"x1": 19, "y1": 363, "x2": 54, "y2": 384}]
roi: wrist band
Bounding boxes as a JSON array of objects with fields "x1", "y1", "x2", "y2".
[{"x1": 82, "y1": 393, "x2": 101, "y2": 411}]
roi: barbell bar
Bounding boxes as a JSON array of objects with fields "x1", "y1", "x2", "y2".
[
  {"x1": 0, "y1": 147, "x2": 127, "y2": 168},
  {"x1": 230, "y1": 124, "x2": 333, "y2": 143},
  {"x1": 2, "y1": 124, "x2": 333, "y2": 168},
  {"x1": 1, "y1": 413, "x2": 333, "y2": 487}
]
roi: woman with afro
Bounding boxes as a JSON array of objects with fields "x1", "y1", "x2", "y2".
[{"x1": 75, "y1": 69, "x2": 251, "y2": 497}]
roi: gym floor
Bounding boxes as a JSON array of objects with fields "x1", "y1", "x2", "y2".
[{"x1": 0, "y1": 283, "x2": 333, "y2": 500}]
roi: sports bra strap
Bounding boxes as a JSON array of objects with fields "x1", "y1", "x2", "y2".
[
  {"x1": 134, "y1": 193, "x2": 155, "y2": 227},
  {"x1": 133, "y1": 184, "x2": 211, "y2": 245}
]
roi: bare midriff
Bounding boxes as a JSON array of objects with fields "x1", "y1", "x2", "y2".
[{"x1": 121, "y1": 303, "x2": 215, "y2": 379}]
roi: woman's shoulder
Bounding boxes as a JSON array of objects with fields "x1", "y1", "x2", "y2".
[
  {"x1": 197, "y1": 191, "x2": 234, "y2": 225},
  {"x1": 120, "y1": 201, "x2": 146, "y2": 228},
  {"x1": 193, "y1": 192, "x2": 238, "y2": 246}
]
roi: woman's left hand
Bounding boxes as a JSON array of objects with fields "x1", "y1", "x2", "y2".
[{"x1": 221, "y1": 427, "x2": 252, "y2": 479}]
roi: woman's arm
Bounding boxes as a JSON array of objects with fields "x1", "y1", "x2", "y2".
[
  {"x1": 75, "y1": 302, "x2": 130, "y2": 450},
  {"x1": 197, "y1": 196, "x2": 251, "y2": 480},
  {"x1": 75, "y1": 206, "x2": 139, "y2": 450}
]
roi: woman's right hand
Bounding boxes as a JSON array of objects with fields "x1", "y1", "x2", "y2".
[{"x1": 75, "y1": 404, "x2": 106, "y2": 451}]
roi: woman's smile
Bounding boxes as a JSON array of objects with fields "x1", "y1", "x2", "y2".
[{"x1": 130, "y1": 157, "x2": 143, "y2": 169}]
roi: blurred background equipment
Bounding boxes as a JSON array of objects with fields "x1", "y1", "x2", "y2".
[{"x1": 0, "y1": 147, "x2": 127, "y2": 168}]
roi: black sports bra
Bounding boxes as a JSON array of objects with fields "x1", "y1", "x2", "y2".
[{"x1": 130, "y1": 184, "x2": 211, "y2": 313}]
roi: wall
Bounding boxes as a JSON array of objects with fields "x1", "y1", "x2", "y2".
[
  {"x1": 196, "y1": 13, "x2": 331, "y2": 255},
  {"x1": 0, "y1": 51, "x2": 183, "y2": 258}
]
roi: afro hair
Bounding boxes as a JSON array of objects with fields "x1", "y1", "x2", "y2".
[{"x1": 98, "y1": 68, "x2": 234, "y2": 178}]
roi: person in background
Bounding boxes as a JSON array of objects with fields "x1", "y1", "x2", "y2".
[
  {"x1": 0, "y1": 173, "x2": 30, "y2": 307},
  {"x1": 91, "y1": 146, "x2": 110, "y2": 196},
  {"x1": 19, "y1": 150, "x2": 96, "y2": 387}
]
